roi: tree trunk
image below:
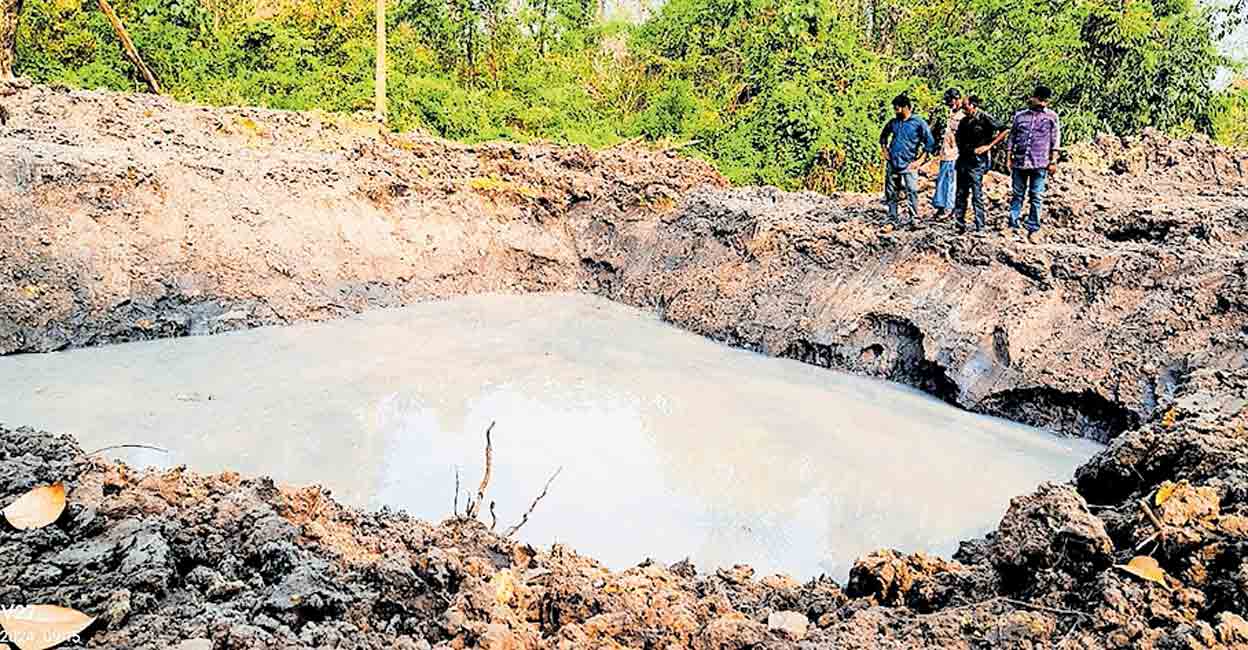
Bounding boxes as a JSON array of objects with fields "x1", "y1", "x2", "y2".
[
  {"x1": 375, "y1": 0, "x2": 386, "y2": 121},
  {"x1": 0, "y1": 0, "x2": 22, "y2": 79},
  {"x1": 96, "y1": 0, "x2": 161, "y2": 93},
  {"x1": 537, "y1": 0, "x2": 550, "y2": 55}
]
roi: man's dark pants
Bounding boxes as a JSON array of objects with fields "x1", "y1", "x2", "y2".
[{"x1": 953, "y1": 154, "x2": 989, "y2": 230}]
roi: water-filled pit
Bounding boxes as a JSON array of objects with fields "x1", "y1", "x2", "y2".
[{"x1": 0, "y1": 293, "x2": 1103, "y2": 579}]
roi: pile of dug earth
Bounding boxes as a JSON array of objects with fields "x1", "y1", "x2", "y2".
[{"x1": 1, "y1": 84, "x2": 1247, "y2": 649}]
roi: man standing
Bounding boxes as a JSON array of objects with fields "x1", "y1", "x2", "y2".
[
  {"x1": 1006, "y1": 85, "x2": 1061, "y2": 242},
  {"x1": 931, "y1": 88, "x2": 965, "y2": 221},
  {"x1": 879, "y1": 94, "x2": 936, "y2": 229},
  {"x1": 953, "y1": 95, "x2": 1007, "y2": 232}
]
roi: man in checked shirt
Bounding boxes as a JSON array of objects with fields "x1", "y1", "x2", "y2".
[{"x1": 1006, "y1": 85, "x2": 1061, "y2": 243}]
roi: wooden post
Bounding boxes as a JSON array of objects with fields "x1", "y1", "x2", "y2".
[
  {"x1": 375, "y1": 0, "x2": 386, "y2": 121},
  {"x1": 97, "y1": 0, "x2": 161, "y2": 93}
]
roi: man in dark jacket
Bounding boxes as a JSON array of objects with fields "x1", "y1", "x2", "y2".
[
  {"x1": 953, "y1": 95, "x2": 1007, "y2": 232},
  {"x1": 879, "y1": 94, "x2": 936, "y2": 229}
]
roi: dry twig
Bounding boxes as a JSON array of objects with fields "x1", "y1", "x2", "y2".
[
  {"x1": 465, "y1": 422, "x2": 495, "y2": 519},
  {"x1": 663, "y1": 139, "x2": 701, "y2": 152},
  {"x1": 1139, "y1": 497, "x2": 1166, "y2": 532},
  {"x1": 999, "y1": 597, "x2": 1087, "y2": 618},
  {"x1": 489, "y1": 501, "x2": 498, "y2": 531},
  {"x1": 86, "y1": 443, "x2": 170, "y2": 456},
  {"x1": 922, "y1": 596, "x2": 1088, "y2": 620},
  {"x1": 1057, "y1": 620, "x2": 1081, "y2": 648},
  {"x1": 1134, "y1": 530, "x2": 1161, "y2": 552},
  {"x1": 505, "y1": 467, "x2": 562, "y2": 537}
]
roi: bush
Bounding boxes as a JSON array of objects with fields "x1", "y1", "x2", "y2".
[
  {"x1": 1211, "y1": 84, "x2": 1248, "y2": 147},
  {"x1": 13, "y1": 0, "x2": 1238, "y2": 192}
]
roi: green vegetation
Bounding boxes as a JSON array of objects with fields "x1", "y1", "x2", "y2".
[
  {"x1": 1211, "y1": 81, "x2": 1248, "y2": 147},
  {"x1": 14, "y1": 0, "x2": 1247, "y2": 190}
]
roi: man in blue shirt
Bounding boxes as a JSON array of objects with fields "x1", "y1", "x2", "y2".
[{"x1": 879, "y1": 94, "x2": 936, "y2": 228}]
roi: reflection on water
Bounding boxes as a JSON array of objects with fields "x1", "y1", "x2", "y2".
[{"x1": 0, "y1": 292, "x2": 1103, "y2": 578}]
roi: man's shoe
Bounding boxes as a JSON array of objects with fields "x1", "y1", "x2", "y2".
[{"x1": 1027, "y1": 230, "x2": 1043, "y2": 244}]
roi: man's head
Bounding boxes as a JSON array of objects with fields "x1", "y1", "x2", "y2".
[
  {"x1": 943, "y1": 88, "x2": 962, "y2": 110},
  {"x1": 1027, "y1": 85, "x2": 1053, "y2": 109},
  {"x1": 964, "y1": 95, "x2": 982, "y2": 115},
  {"x1": 892, "y1": 94, "x2": 912, "y2": 120}
]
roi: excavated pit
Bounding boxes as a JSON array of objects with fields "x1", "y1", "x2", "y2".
[
  {"x1": 1, "y1": 85, "x2": 1247, "y2": 648},
  {"x1": 0, "y1": 292, "x2": 1104, "y2": 582}
]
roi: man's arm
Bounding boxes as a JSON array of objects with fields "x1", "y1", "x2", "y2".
[
  {"x1": 1005, "y1": 114, "x2": 1017, "y2": 170},
  {"x1": 917, "y1": 119, "x2": 936, "y2": 166},
  {"x1": 975, "y1": 114, "x2": 1008, "y2": 155},
  {"x1": 1048, "y1": 112, "x2": 1061, "y2": 173},
  {"x1": 923, "y1": 119, "x2": 937, "y2": 155},
  {"x1": 879, "y1": 120, "x2": 893, "y2": 163}
]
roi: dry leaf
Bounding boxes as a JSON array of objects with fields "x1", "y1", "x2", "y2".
[
  {"x1": 1116, "y1": 555, "x2": 1168, "y2": 586},
  {"x1": 3, "y1": 484, "x2": 66, "y2": 530},
  {"x1": 1154, "y1": 482, "x2": 1177, "y2": 507},
  {"x1": 0, "y1": 604, "x2": 94, "y2": 650}
]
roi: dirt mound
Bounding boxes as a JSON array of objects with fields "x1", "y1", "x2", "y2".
[
  {"x1": 2, "y1": 85, "x2": 1248, "y2": 648},
  {"x1": 0, "y1": 84, "x2": 722, "y2": 354}
]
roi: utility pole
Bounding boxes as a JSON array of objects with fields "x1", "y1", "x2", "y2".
[{"x1": 375, "y1": 0, "x2": 386, "y2": 121}]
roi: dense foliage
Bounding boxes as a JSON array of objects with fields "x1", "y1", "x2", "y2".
[
  {"x1": 14, "y1": 0, "x2": 1246, "y2": 190},
  {"x1": 1212, "y1": 82, "x2": 1248, "y2": 146}
]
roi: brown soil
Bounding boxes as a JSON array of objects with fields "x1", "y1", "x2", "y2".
[{"x1": 1, "y1": 84, "x2": 1247, "y2": 649}]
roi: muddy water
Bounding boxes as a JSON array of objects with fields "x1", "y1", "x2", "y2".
[{"x1": 0, "y1": 293, "x2": 1102, "y2": 579}]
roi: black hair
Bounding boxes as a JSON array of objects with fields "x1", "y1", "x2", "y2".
[
  {"x1": 943, "y1": 88, "x2": 962, "y2": 102},
  {"x1": 892, "y1": 94, "x2": 912, "y2": 109},
  {"x1": 966, "y1": 95, "x2": 983, "y2": 107},
  {"x1": 1032, "y1": 85, "x2": 1053, "y2": 101}
]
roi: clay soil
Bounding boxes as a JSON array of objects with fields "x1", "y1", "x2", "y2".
[{"x1": 1, "y1": 84, "x2": 1247, "y2": 649}]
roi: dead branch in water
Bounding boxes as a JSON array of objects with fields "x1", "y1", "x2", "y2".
[
  {"x1": 464, "y1": 422, "x2": 495, "y2": 519},
  {"x1": 451, "y1": 422, "x2": 561, "y2": 534},
  {"x1": 505, "y1": 466, "x2": 562, "y2": 538},
  {"x1": 453, "y1": 467, "x2": 461, "y2": 518}
]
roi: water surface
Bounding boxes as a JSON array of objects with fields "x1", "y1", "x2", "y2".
[{"x1": 0, "y1": 293, "x2": 1102, "y2": 578}]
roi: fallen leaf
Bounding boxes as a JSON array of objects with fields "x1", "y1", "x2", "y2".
[
  {"x1": 3, "y1": 484, "x2": 66, "y2": 530},
  {"x1": 1154, "y1": 482, "x2": 1177, "y2": 506},
  {"x1": 0, "y1": 604, "x2": 94, "y2": 650},
  {"x1": 1115, "y1": 555, "x2": 1168, "y2": 586}
]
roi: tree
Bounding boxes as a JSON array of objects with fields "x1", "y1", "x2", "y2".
[{"x1": 0, "y1": 0, "x2": 20, "y2": 78}]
